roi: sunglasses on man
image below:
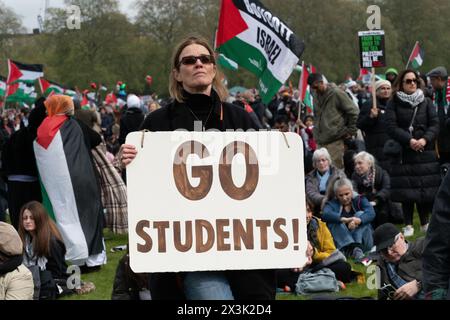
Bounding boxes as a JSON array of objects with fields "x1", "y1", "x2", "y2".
[{"x1": 178, "y1": 54, "x2": 215, "y2": 68}]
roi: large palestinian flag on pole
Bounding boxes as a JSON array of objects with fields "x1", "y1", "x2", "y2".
[
  {"x1": 33, "y1": 116, "x2": 104, "y2": 263},
  {"x1": 7, "y1": 59, "x2": 44, "y2": 83},
  {"x1": 216, "y1": 0, "x2": 305, "y2": 103}
]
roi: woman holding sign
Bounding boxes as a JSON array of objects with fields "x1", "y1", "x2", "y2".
[{"x1": 119, "y1": 36, "x2": 276, "y2": 300}]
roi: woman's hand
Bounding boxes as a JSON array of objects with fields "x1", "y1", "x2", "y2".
[
  {"x1": 417, "y1": 138, "x2": 427, "y2": 150},
  {"x1": 119, "y1": 144, "x2": 138, "y2": 168},
  {"x1": 410, "y1": 138, "x2": 425, "y2": 152},
  {"x1": 292, "y1": 241, "x2": 314, "y2": 272}
]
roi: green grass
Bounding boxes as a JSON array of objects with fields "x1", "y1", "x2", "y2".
[
  {"x1": 277, "y1": 214, "x2": 427, "y2": 300},
  {"x1": 59, "y1": 213, "x2": 426, "y2": 300},
  {"x1": 60, "y1": 229, "x2": 128, "y2": 300}
]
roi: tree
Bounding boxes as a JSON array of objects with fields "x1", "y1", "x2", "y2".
[{"x1": 0, "y1": 1, "x2": 25, "y2": 63}]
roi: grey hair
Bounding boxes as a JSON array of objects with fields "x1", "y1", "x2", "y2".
[
  {"x1": 354, "y1": 151, "x2": 375, "y2": 168},
  {"x1": 333, "y1": 177, "x2": 354, "y2": 195},
  {"x1": 312, "y1": 147, "x2": 332, "y2": 168}
]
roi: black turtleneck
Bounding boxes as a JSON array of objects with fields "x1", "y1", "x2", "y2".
[
  {"x1": 183, "y1": 90, "x2": 219, "y2": 130},
  {"x1": 140, "y1": 88, "x2": 257, "y2": 132}
]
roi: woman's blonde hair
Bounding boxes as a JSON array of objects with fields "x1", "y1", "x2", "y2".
[{"x1": 169, "y1": 36, "x2": 228, "y2": 103}]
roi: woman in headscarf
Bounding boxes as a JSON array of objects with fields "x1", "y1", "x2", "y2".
[{"x1": 34, "y1": 95, "x2": 105, "y2": 269}]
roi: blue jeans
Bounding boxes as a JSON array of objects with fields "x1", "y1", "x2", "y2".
[{"x1": 184, "y1": 271, "x2": 234, "y2": 300}]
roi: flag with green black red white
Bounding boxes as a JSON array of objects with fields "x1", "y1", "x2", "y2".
[
  {"x1": 34, "y1": 116, "x2": 104, "y2": 263},
  {"x1": 216, "y1": 0, "x2": 305, "y2": 103},
  {"x1": 407, "y1": 41, "x2": 424, "y2": 70},
  {"x1": 38, "y1": 78, "x2": 64, "y2": 97}
]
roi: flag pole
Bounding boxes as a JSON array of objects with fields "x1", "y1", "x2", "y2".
[
  {"x1": 296, "y1": 61, "x2": 305, "y2": 135},
  {"x1": 405, "y1": 41, "x2": 418, "y2": 70},
  {"x1": 371, "y1": 67, "x2": 377, "y2": 111}
]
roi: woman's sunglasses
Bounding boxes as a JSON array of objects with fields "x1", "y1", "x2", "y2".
[
  {"x1": 178, "y1": 54, "x2": 215, "y2": 67},
  {"x1": 403, "y1": 78, "x2": 418, "y2": 85}
]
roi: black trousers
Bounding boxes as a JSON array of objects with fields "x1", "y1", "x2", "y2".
[{"x1": 402, "y1": 201, "x2": 432, "y2": 226}]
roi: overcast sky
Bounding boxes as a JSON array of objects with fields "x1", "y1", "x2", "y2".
[{"x1": 2, "y1": 0, "x2": 137, "y2": 32}]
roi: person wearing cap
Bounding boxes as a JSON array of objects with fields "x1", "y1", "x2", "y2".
[
  {"x1": 427, "y1": 66, "x2": 450, "y2": 164},
  {"x1": 307, "y1": 73, "x2": 359, "y2": 169},
  {"x1": 0, "y1": 221, "x2": 34, "y2": 300},
  {"x1": 373, "y1": 223, "x2": 424, "y2": 300},
  {"x1": 357, "y1": 79, "x2": 392, "y2": 171},
  {"x1": 385, "y1": 68, "x2": 398, "y2": 85}
]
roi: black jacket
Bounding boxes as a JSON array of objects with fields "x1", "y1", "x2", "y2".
[
  {"x1": 352, "y1": 165, "x2": 390, "y2": 227},
  {"x1": 376, "y1": 238, "x2": 424, "y2": 300},
  {"x1": 139, "y1": 89, "x2": 274, "y2": 300},
  {"x1": 119, "y1": 108, "x2": 144, "y2": 144},
  {"x1": 357, "y1": 98, "x2": 390, "y2": 170},
  {"x1": 423, "y1": 170, "x2": 450, "y2": 296},
  {"x1": 385, "y1": 94, "x2": 441, "y2": 203}
]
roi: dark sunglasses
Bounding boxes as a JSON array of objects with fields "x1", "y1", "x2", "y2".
[
  {"x1": 178, "y1": 54, "x2": 215, "y2": 67},
  {"x1": 403, "y1": 78, "x2": 418, "y2": 85}
]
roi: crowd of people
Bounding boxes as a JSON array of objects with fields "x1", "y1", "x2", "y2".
[{"x1": 1, "y1": 35, "x2": 450, "y2": 300}]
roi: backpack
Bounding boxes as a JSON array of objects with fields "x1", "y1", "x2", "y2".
[{"x1": 295, "y1": 267, "x2": 339, "y2": 295}]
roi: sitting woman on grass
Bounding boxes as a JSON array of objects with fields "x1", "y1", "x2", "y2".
[
  {"x1": 322, "y1": 178, "x2": 375, "y2": 261},
  {"x1": 18, "y1": 201, "x2": 95, "y2": 299}
]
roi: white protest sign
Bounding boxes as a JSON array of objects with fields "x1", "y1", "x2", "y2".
[{"x1": 126, "y1": 131, "x2": 307, "y2": 272}]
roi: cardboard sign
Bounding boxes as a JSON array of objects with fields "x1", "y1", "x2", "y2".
[
  {"x1": 126, "y1": 131, "x2": 307, "y2": 272},
  {"x1": 359, "y1": 30, "x2": 386, "y2": 68}
]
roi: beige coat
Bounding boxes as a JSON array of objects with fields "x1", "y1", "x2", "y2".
[{"x1": 0, "y1": 264, "x2": 34, "y2": 300}]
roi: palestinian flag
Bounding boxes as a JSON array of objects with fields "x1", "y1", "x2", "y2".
[
  {"x1": 217, "y1": 53, "x2": 239, "y2": 71},
  {"x1": 407, "y1": 42, "x2": 424, "y2": 69},
  {"x1": 7, "y1": 59, "x2": 44, "y2": 83},
  {"x1": 0, "y1": 76, "x2": 6, "y2": 96},
  {"x1": 298, "y1": 62, "x2": 309, "y2": 102},
  {"x1": 446, "y1": 78, "x2": 450, "y2": 102},
  {"x1": 216, "y1": 0, "x2": 305, "y2": 103},
  {"x1": 34, "y1": 116, "x2": 104, "y2": 263},
  {"x1": 81, "y1": 94, "x2": 90, "y2": 109},
  {"x1": 39, "y1": 78, "x2": 64, "y2": 97}
]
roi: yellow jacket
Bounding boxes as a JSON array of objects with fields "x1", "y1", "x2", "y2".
[{"x1": 311, "y1": 218, "x2": 337, "y2": 263}]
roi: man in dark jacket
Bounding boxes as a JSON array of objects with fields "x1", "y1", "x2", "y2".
[
  {"x1": 308, "y1": 73, "x2": 359, "y2": 169},
  {"x1": 427, "y1": 66, "x2": 450, "y2": 164},
  {"x1": 373, "y1": 223, "x2": 424, "y2": 300},
  {"x1": 422, "y1": 168, "x2": 450, "y2": 300},
  {"x1": 119, "y1": 94, "x2": 144, "y2": 145}
]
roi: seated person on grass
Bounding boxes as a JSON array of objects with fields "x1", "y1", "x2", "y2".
[
  {"x1": 322, "y1": 178, "x2": 375, "y2": 261},
  {"x1": 372, "y1": 223, "x2": 424, "y2": 300}
]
